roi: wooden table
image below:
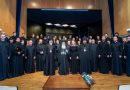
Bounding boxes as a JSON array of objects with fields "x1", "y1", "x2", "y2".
[{"x1": 43, "y1": 74, "x2": 90, "y2": 90}]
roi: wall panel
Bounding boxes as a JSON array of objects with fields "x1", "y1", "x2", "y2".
[
  {"x1": 0, "y1": 0, "x2": 16, "y2": 35},
  {"x1": 127, "y1": 0, "x2": 130, "y2": 30},
  {"x1": 114, "y1": 0, "x2": 128, "y2": 35}
]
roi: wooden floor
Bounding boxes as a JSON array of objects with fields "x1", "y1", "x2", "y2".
[{"x1": 0, "y1": 72, "x2": 130, "y2": 90}]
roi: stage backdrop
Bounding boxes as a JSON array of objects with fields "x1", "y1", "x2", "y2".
[
  {"x1": 19, "y1": 0, "x2": 130, "y2": 36},
  {"x1": 22, "y1": 0, "x2": 112, "y2": 37},
  {"x1": 0, "y1": 0, "x2": 130, "y2": 36}
]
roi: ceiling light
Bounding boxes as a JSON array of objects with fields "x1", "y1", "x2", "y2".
[
  {"x1": 88, "y1": 5, "x2": 93, "y2": 9},
  {"x1": 54, "y1": 23, "x2": 61, "y2": 27},
  {"x1": 66, "y1": 5, "x2": 73, "y2": 9},
  {"x1": 45, "y1": 23, "x2": 53, "y2": 26},
  {"x1": 62, "y1": 24, "x2": 69, "y2": 27},
  {"x1": 70, "y1": 25, "x2": 77, "y2": 28},
  {"x1": 31, "y1": 2, "x2": 37, "y2": 7}
]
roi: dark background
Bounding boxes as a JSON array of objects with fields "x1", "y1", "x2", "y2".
[{"x1": 27, "y1": 9, "x2": 102, "y2": 39}]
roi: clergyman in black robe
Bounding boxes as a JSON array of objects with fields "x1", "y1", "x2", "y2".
[
  {"x1": 36, "y1": 39, "x2": 46, "y2": 71},
  {"x1": 89, "y1": 39, "x2": 98, "y2": 72},
  {"x1": 25, "y1": 40, "x2": 36, "y2": 73},
  {"x1": 67, "y1": 40, "x2": 71, "y2": 68},
  {"x1": 54, "y1": 40, "x2": 61, "y2": 69},
  {"x1": 58, "y1": 41, "x2": 69, "y2": 75},
  {"x1": 122, "y1": 38, "x2": 127, "y2": 73},
  {"x1": 69, "y1": 40, "x2": 79, "y2": 74},
  {"x1": 111, "y1": 36, "x2": 123, "y2": 75},
  {"x1": 125, "y1": 37, "x2": 130, "y2": 76},
  {"x1": 79, "y1": 39, "x2": 91, "y2": 74},
  {"x1": 107, "y1": 40, "x2": 112, "y2": 71},
  {"x1": 8, "y1": 38, "x2": 15, "y2": 78},
  {"x1": 0, "y1": 34, "x2": 9, "y2": 80},
  {"x1": 97, "y1": 36, "x2": 109, "y2": 74},
  {"x1": 21, "y1": 40, "x2": 26, "y2": 73},
  {"x1": 11, "y1": 38, "x2": 24, "y2": 77},
  {"x1": 44, "y1": 40, "x2": 55, "y2": 76}
]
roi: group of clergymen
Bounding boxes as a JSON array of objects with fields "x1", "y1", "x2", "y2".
[{"x1": 0, "y1": 30, "x2": 130, "y2": 81}]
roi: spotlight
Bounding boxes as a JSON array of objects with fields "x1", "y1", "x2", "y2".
[
  {"x1": 66, "y1": 5, "x2": 73, "y2": 9},
  {"x1": 62, "y1": 24, "x2": 69, "y2": 27},
  {"x1": 45, "y1": 23, "x2": 53, "y2": 26},
  {"x1": 31, "y1": 2, "x2": 37, "y2": 7},
  {"x1": 88, "y1": 5, "x2": 93, "y2": 9},
  {"x1": 70, "y1": 25, "x2": 77, "y2": 28},
  {"x1": 54, "y1": 23, "x2": 61, "y2": 27}
]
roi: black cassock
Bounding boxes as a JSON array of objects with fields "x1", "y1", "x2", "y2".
[
  {"x1": 12, "y1": 43, "x2": 24, "y2": 77},
  {"x1": 0, "y1": 41, "x2": 9, "y2": 80},
  {"x1": 107, "y1": 44, "x2": 112, "y2": 71},
  {"x1": 79, "y1": 44, "x2": 91, "y2": 74},
  {"x1": 67, "y1": 45, "x2": 71, "y2": 67},
  {"x1": 25, "y1": 45, "x2": 36, "y2": 73},
  {"x1": 44, "y1": 44, "x2": 55, "y2": 76},
  {"x1": 11, "y1": 43, "x2": 24, "y2": 77},
  {"x1": 97, "y1": 41, "x2": 109, "y2": 74},
  {"x1": 36, "y1": 44, "x2": 46, "y2": 71},
  {"x1": 59, "y1": 46, "x2": 69, "y2": 75},
  {"x1": 54, "y1": 43, "x2": 61, "y2": 69},
  {"x1": 69, "y1": 45, "x2": 79, "y2": 74},
  {"x1": 89, "y1": 44, "x2": 98, "y2": 72},
  {"x1": 8, "y1": 42, "x2": 15, "y2": 77},
  {"x1": 21, "y1": 44, "x2": 26, "y2": 72},
  {"x1": 122, "y1": 42, "x2": 127, "y2": 73},
  {"x1": 111, "y1": 42, "x2": 123, "y2": 75},
  {"x1": 126, "y1": 41, "x2": 130, "y2": 76}
]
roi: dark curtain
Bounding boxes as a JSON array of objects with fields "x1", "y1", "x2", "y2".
[
  {"x1": 16, "y1": 0, "x2": 22, "y2": 37},
  {"x1": 108, "y1": 0, "x2": 115, "y2": 36}
]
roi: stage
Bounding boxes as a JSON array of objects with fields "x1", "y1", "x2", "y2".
[{"x1": 0, "y1": 72, "x2": 130, "y2": 90}]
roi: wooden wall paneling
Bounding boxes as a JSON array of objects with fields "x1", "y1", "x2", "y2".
[
  {"x1": 127, "y1": 0, "x2": 130, "y2": 30},
  {"x1": 99, "y1": 0, "x2": 111, "y2": 36},
  {"x1": 20, "y1": 0, "x2": 27, "y2": 36},
  {"x1": 0, "y1": 0, "x2": 16, "y2": 35},
  {"x1": 114, "y1": 0, "x2": 128, "y2": 35}
]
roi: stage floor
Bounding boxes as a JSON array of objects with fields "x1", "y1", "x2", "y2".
[{"x1": 0, "y1": 72, "x2": 130, "y2": 90}]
